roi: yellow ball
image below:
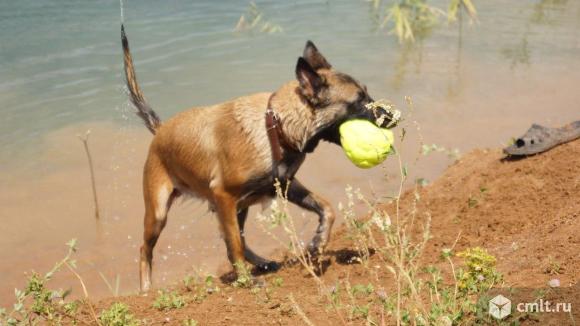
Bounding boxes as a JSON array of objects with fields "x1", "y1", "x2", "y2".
[{"x1": 339, "y1": 119, "x2": 394, "y2": 169}]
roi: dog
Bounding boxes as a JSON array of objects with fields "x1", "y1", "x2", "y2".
[{"x1": 121, "y1": 25, "x2": 395, "y2": 292}]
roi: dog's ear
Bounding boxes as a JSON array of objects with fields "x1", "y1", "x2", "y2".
[
  {"x1": 303, "y1": 40, "x2": 331, "y2": 70},
  {"x1": 295, "y1": 57, "x2": 325, "y2": 99}
]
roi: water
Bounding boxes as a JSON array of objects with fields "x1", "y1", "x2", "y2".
[
  {"x1": 1, "y1": 0, "x2": 579, "y2": 167},
  {"x1": 0, "y1": 0, "x2": 579, "y2": 305}
]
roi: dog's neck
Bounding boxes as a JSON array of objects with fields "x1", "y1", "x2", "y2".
[{"x1": 269, "y1": 81, "x2": 324, "y2": 153}]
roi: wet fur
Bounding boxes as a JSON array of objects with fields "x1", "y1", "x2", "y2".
[{"x1": 121, "y1": 26, "x2": 390, "y2": 292}]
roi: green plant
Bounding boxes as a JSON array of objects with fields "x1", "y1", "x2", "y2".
[
  {"x1": 545, "y1": 256, "x2": 563, "y2": 275},
  {"x1": 334, "y1": 99, "x2": 503, "y2": 324},
  {"x1": 183, "y1": 319, "x2": 199, "y2": 326},
  {"x1": 183, "y1": 275, "x2": 196, "y2": 291},
  {"x1": 234, "y1": 2, "x2": 282, "y2": 34},
  {"x1": 421, "y1": 143, "x2": 461, "y2": 160},
  {"x1": 370, "y1": 0, "x2": 477, "y2": 43},
  {"x1": 416, "y1": 177, "x2": 429, "y2": 187},
  {"x1": 467, "y1": 186, "x2": 489, "y2": 208},
  {"x1": 350, "y1": 283, "x2": 375, "y2": 298},
  {"x1": 99, "y1": 302, "x2": 140, "y2": 326},
  {"x1": 325, "y1": 284, "x2": 341, "y2": 309},
  {"x1": 183, "y1": 271, "x2": 220, "y2": 303},
  {"x1": 256, "y1": 182, "x2": 349, "y2": 324},
  {"x1": 272, "y1": 276, "x2": 284, "y2": 287},
  {"x1": 0, "y1": 239, "x2": 99, "y2": 325},
  {"x1": 255, "y1": 97, "x2": 505, "y2": 324},
  {"x1": 152, "y1": 291, "x2": 187, "y2": 311},
  {"x1": 232, "y1": 262, "x2": 253, "y2": 288},
  {"x1": 351, "y1": 304, "x2": 370, "y2": 319},
  {"x1": 501, "y1": 36, "x2": 531, "y2": 69},
  {"x1": 531, "y1": 0, "x2": 569, "y2": 25},
  {"x1": 456, "y1": 247, "x2": 502, "y2": 294},
  {"x1": 383, "y1": 0, "x2": 444, "y2": 43},
  {"x1": 447, "y1": 0, "x2": 477, "y2": 22},
  {"x1": 99, "y1": 272, "x2": 121, "y2": 297},
  {"x1": 467, "y1": 196, "x2": 478, "y2": 208}
]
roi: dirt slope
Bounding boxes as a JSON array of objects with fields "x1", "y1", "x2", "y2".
[{"x1": 90, "y1": 139, "x2": 580, "y2": 325}]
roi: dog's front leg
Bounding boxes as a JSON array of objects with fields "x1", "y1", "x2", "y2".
[
  {"x1": 213, "y1": 189, "x2": 246, "y2": 270},
  {"x1": 286, "y1": 179, "x2": 336, "y2": 255},
  {"x1": 237, "y1": 208, "x2": 280, "y2": 272}
]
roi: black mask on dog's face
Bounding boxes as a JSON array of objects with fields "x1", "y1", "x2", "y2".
[{"x1": 296, "y1": 41, "x2": 397, "y2": 150}]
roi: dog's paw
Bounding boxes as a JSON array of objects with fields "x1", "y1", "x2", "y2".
[
  {"x1": 307, "y1": 236, "x2": 327, "y2": 258},
  {"x1": 255, "y1": 261, "x2": 281, "y2": 273}
]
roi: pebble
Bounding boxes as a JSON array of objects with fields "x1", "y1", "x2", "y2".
[{"x1": 548, "y1": 278, "x2": 560, "y2": 288}]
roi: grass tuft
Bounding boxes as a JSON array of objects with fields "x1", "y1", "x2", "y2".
[
  {"x1": 152, "y1": 291, "x2": 187, "y2": 311},
  {"x1": 99, "y1": 302, "x2": 140, "y2": 326}
]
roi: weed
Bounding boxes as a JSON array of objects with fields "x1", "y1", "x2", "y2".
[
  {"x1": 351, "y1": 304, "x2": 370, "y2": 319},
  {"x1": 447, "y1": 0, "x2": 478, "y2": 22},
  {"x1": 77, "y1": 130, "x2": 100, "y2": 219},
  {"x1": 272, "y1": 276, "x2": 284, "y2": 287},
  {"x1": 416, "y1": 177, "x2": 429, "y2": 187},
  {"x1": 333, "y1": 104, "x2": 501, "y2": 324},
  {"x1": 99, "y1": 272, "x2": 121, "y2": 297},
  {"x1": 544, "y1": 256, "x2": 563, "y2": 275},
  {"x1": 456, "y1": 247, "x2": 502, "y2": 294},
  {"x1": 382, "y1": 0, "x2": 444, "y2": 43},
  {"x1": 249, "y1": 284, "x2": 274, "y2": 305},
  {"x1": 467, "y1": 196, "x2": 478, "y2": 208},
  {"x1": 204, "y1": 275, "x2": 219, "y2": 293},
  {"x1": 182, "y1": 319, "x2": 199, "y2": 326},
  {"x1": 288, "y1": 294, "x2": 315, "y2": 326},
  {"x1": 467, "y1": 186, "x2": 489, "y2": 208},
  {"x1": 152, "y1": 291, "x2": 187, "y2": 311},
  {"x1": 421, "y1": 143, "x2": 461, "y2": 160},
  {"x1": 257, "y1": 181, "x2": 326, "y2": 286},
  {"x1": 183, "y1": 271, "x2": 220, "y2": 302},
  {"x1": 234, "y1": 2, "x2": 282, "y2": 34},
  {"x1": 350, "y1": 283, "x2": 374, "y2": 298},
  {"x1": 99, "y1": 302, "x2": 140, "y2": 326},
  {"x1": 183, "y1": 275, "x2": 196, "y2": 291},
  {"x1": 232, "y1": 262, "x2": 253, "y2": 288},
  {"x1": 0, "y1": 239, "x2": 99, "y2": 325},
  {"x1": 254, "y1": 97, "x2": 504, "y2": 325},
  {"x1": 370, "y1": 0, "x2": 477, "y2": 43}
]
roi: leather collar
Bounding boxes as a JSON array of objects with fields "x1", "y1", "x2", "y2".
[{"x1": 265, "y1": 94, "x2": 294, "y2": 180}]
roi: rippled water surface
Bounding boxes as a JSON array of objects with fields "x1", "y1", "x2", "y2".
[{"x1": 0, "y1": 0, "x2": 579, "y2": 304}]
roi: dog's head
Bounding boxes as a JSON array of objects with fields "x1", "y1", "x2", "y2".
[{"x1": 296, "y1": 41, "x2": 396, "y2": 152}]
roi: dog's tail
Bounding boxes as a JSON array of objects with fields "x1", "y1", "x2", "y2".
[{"x1": 121, "y1": 24, "x2": 161, "y2": 134}]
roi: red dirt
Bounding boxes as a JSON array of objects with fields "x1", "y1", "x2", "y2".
[{"x1": 86, "y1": 139, "x2": 579, "y2": 325}]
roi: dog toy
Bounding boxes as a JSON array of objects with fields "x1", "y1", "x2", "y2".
[
  {"x1": 364, "y1": 99, "x2": 401, "y2": 128},
  {"x1": 339, "y1": 119, "x2": 394, "y2": 168}
]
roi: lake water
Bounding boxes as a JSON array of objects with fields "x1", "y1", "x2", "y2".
[{"x1": 0, "y1": 0, "x2": 579, "y2": 305}]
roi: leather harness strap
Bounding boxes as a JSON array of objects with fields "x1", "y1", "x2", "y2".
[{"x1": 265, "y1": 94, "x2": 285, "y2": 180}]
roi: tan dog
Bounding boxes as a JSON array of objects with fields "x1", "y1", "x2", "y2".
[{"x1": 121, "y1": 25, "x2": 395, "y2": 292}]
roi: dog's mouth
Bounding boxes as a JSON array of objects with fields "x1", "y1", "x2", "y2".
[{"x1": 303, "y1": 100, "x2": 401, "y2": 152}]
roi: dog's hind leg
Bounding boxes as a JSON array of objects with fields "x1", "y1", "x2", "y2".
[
  {"x1": 286, "y1": 179, "x2": 335, "y2": 255},
  {"x1": 237, "y1": 208, "x2": 280, "y2": 272},
  {"x1": 140, "y1": 157, "x2": 178, "y2": 292}
]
